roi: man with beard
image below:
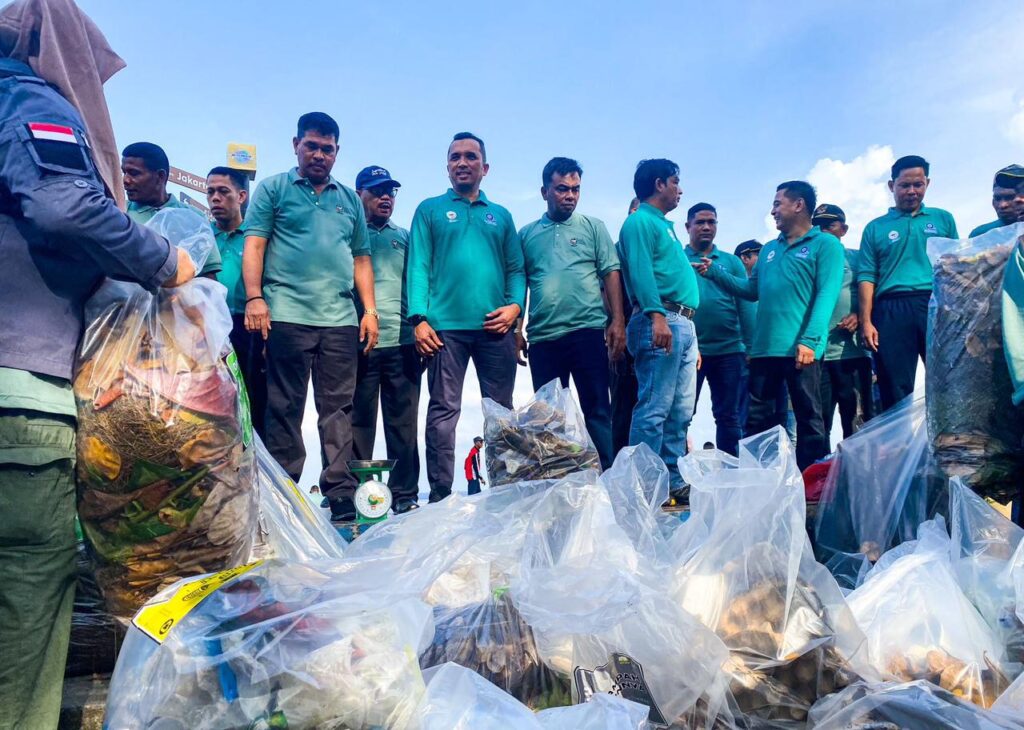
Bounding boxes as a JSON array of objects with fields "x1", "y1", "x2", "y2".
[{"x1": 242, "y1": 112, "x2": 378, "y2": 521}]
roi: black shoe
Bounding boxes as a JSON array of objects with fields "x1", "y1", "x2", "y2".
[
  {"x1": 330, "y1": 498, "x2": 357, "y2": 523},
  {"x1": 663, "y1": 486, "x2": 690, "y2": 509},
  {"x1": 393, "y1": 499, "x2": 420, "y2": 515}
]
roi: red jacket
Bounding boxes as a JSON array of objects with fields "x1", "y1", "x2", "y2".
[{"x1": 465, "y1": 445, "x2": 482, "y2": 481}]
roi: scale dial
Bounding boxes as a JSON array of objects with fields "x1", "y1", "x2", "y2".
[{"x1": 354, "y1": 481, "x2": 392, "y2": 519}]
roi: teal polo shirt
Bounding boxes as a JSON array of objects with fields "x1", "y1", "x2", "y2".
[
  {"x1": 128, "y1": 195, "x2": 222, "y2": 276},
  {"x1": 406, "y1": 188, "x2": 525, "y2": 331},
  {"x1": 858, "y1": 205, "x2": 958, "y2": 296},
  {"x1": 970, "y1": 219, "x2": 1009, "y2": 238},
  {"x1": 824, "y1": 248, "x2": 870, "y2": 362},
  {"x1": 244, "y1": 169, "x2": 369, "y2": 327},
  {"x1": 685, "y1": 244, "x2": 754, "y2": 356},
  {"x1": 708, "y1": 226, "x2": 844, "y2": 359},
  {"x1": 1003, "y1": 244, "x2": 1024, "y2": 406},
  {"x1": 520, "y1": 212, "x2": 619, "y2": 343},
  {"x1": 212, "y1": 222, "x2": 246, "y2": 315},
  {"x1": 365, "y1": 220, "x2": 412, "y2": 348},
  {"x1": 618, "y1": 203, "x2": 699, "y2": 315}
]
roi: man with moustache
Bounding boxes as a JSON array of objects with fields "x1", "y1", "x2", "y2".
[
  {"x1": 406, "y1": 132, "x2": 525, "y2": 502},
  {"x1": 970, "y1": 164, "x2": 1024, "y2": 236}
]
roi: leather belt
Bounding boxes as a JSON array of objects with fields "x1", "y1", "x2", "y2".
[{"x1": 661, "y1": 300, "x2": 696, "y2": 319}]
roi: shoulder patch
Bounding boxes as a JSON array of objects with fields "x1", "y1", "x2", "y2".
[{"x1": 27, "y1": 122, "x2": 77, "y2": 144}]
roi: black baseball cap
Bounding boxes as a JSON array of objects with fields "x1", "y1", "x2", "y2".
[
  {"x1": 812, "y1": 203, "x2": 846, "y2": 227},
  {"x1": 355, "y1": 166, "x2": 401, "y2": 191},
  {"x1": 994, "y1": 164, "x2": 1024, "y2": 190},
  {"x1": 734, "y1": 240, "x2": 762, "y2": 257},
  {"x1": 473, "y1": 436, "x2": 483, "y2": 444}
]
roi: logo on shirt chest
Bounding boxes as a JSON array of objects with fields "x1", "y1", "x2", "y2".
[
  {"x1": 484, "y1": 213, "x2": 497, "y2": 226},
  {"x1": 766, "y1": 250, "x2": 777, "y2": 262},
  {"x1": 446, "y1": 210, "x2": 458, "y2": 222},
  {"x1": 924, "y1": 223, "x2": 937, "y2": 234},
  {"x1": 569, "y1": 237, "x2": 578, "y2": 247},
  {"x1": 795, "y1": 246, "x2": 810, "y2": 259},
  {"x1": 391, "y1": 239, "x2": 401, "y2": 249},
  {"x1": 888, "y1": 230, "x2": 900, "y2": 242}
]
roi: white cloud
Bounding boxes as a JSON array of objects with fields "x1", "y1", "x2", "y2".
[{"x1": 806, "y1": 145, "x2": 896, "y2": 246}]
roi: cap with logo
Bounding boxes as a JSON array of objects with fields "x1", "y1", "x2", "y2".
[
  {"x1": 734, "y1": 240, "x2": 763, "y2": 257},
  {"x1": 994, "y1": 164, "x2": 1024, "y2": 191},
  {"x1": 811, "y1": 203, "x2": 846, "y2": 227},
  {"x1": 355, "y1": 165, "x2": 402, "y2": 191}
]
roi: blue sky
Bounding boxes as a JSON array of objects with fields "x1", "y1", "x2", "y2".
[{"x1": 74, "y1": 0, "x2": 1024, "y2": 489}]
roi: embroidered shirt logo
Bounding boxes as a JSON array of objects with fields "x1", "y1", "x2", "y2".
[
  {"x1": 446, "y1": 210, "x2": 457, "y2": 222},
  {"x1": 484, "y1": 212, "x2": 497, "y2": 226},
  {"x1": 766, "y1": 250, "x2": 777, "y2": 262},
  {"x1": 888, "y1": 230, "x2": 900, "y2": 241},
  {"x1": 924, "y1": 223, "x2": 937, "y2": 234},
  {"x1": 796, "y1": 246, "x2": 810, "y2": 259}
]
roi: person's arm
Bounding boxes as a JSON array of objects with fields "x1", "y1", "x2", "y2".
[
  {"x1": 484, "y1": 212, "x2": 525, "y2": 334},
  {"x1": 623, "y1": 217, "x2": 674, "y2": 351},
  {"x1": 353, "y1": 255, "x2": 378, "y2": 354},
  {"x1": 857, "y1": 226, "x2": 880, "y2": 351},
  {"x1": 839, "y1": 251, "x2": 860, "y2": 332},
  {"x1": 407, "y1": 202, "x2": 444, "y2": 355},
  {"x1": 475, "y1": 451, "x2": 484, "y2": 483},
  {"x1": 1002, "y1": 245, "x2": 1024, "y2": 406},
  {"x1": 796, "y1": 238, "x2": 845, "y2": 365},
  {"x1": 242, "y1": 235, "x2": 270, "y2": 338},
  {"x1": 594, "y1": 219, "x2": 626, "y2": 361},
  {"x1": 705, "y1": 258, "x2": 759, "y2": 301},
  {"x1": 947, "y1": 211, "x2": 959, "y2": 240},
  {"x1": 733, "y1": 257, "x2": 756, "y2": 353}
]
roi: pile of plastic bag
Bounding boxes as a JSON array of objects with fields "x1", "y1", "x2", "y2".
[
  {"x1": 483, "y1": 379, "x2": 601, "y2": 486},
  {"x1": 74, "y1": 210, "x2": 256, "y2": 619},
  {"x1": 927, "y1": 224, "x2": 1024, "y2": 502}
]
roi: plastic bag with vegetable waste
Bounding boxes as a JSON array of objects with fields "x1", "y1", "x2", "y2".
[
  {"x1": 75, "y1": 209, "x2": 255, "y2": 620},
  {"x1": 928, "y1": 224, "x2": 1024, "y2": 502},
  {"x1": 483, "y1": 379, "x2": 601, "y2": 486}
]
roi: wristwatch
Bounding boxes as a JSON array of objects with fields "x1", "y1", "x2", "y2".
[
  {"x1": 409, "y1": 315, "x2": 427, "y2": 327},
  {"x1": 364, "y1": 308, "x2": 379, "y2": 319}
]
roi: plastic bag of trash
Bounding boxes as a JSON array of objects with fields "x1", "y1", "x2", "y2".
[
  {"x1": 992, "y1": 669, "x2": 1024, "y2": 719},
  {"x1": 75, "y1": 210, "x2": 255, "y2": 620},
  {"x1": 846, "y1": 518, "x2": 1014, "y2": 708},
  {"x1": 928, "y1": 224, "x2": 1024, "y2": 502},
  {"x1": 483, "y1": 379, "x2": 601, "y2": 486},
  {"x1": 536, "y1": 692, "x2": 650, "y2": 730},
  {"x1": 808, "y1": 680, "x2": 1023, "y2": 729},
  {"x1": 814, "y1": 393, "x2": 948, "y2": 589},
  {"x1": 673, "y1": 428, "x2": 868, "y2": 726},
  {"x1": 106, "y1": 557, "x2": 433, "y2": 730},
  {"x1": 65, "y1": 537, "x2": 124, "y2": 677},
  {"x1": 248, "y1": 435, "x2": 346, "y2": 562}
]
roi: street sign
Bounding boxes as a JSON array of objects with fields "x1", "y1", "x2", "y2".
[
  {"x1": 227, "y1": 143, "x2": 257, "y2": 179},
  {"x1": 179, "y1": 191, "x2": 209, "y2": 214},
  {"x1": 169, "y1": 166, "x2": 208, "y2": 194}
]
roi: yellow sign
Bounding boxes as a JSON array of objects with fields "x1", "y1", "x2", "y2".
[
  {"x1": 132, "y1": 561, "x2": 263, "y2": 644},
  {"x1": 227, "y1": 142, "x2": 257, "y2": 176}
]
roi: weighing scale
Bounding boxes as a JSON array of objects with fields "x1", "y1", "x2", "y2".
[{"x1": 337, "y1": 459, "x2": 396, "y2": 539}]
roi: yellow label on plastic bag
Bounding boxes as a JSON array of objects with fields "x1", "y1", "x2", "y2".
[
  {"x1": 132, "y1": 561, "x2": 263, "y2": 644},
  {"x1": 286, "y1": 478, "x2": 319, "y2": 526}
]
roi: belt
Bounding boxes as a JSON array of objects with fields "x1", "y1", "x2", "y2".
[{"x1": 661, "y1": 300, "x2": 696, "y2": 319}]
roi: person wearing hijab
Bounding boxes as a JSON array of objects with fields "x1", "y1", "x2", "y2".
[{"x1": 0, "y1": 1, "x2": 195, "y2": 726}]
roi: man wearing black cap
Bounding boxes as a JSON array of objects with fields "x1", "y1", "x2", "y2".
[
  {"x1": 858, "y1": 155, "x2": 957, "y2": 410},
  {"x1": 464, "y1": 436, "x2": 485, "y2": 495},
  {"x1": 812, "y1": 204, "x2": 875, "y2": 441},
  {"x1": 734, "y1": 239, "x2": 762, "y2": 276},
  {"x1": 352, "y1": 166, "x2": 421, "y2": 513},
  {"x1": 970, "y1": 164, "x2": 1024, "y2": 237}
]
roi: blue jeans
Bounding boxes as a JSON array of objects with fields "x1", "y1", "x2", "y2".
[
  {"x1": 627, "y1": 311, "x2": 698, "y2": 487},
  {"x1": 695, "y1": 352, "x2": 746, "y2": 456},
  {"x1": 529, "y1": 328, "x2": 614, "y2": 470}
]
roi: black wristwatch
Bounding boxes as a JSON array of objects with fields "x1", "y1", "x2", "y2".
[{"x1": 409, "y1": 315, "x2": 428, "y2": 327}]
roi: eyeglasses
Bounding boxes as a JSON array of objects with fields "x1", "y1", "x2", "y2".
[{"x1": 368, "y1": 186, "x2": 399, "y2": 199}]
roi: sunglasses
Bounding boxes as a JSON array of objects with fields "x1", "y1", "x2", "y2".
[{"x1": 368, "y1": 186, "x2": 399, "y2": 199}]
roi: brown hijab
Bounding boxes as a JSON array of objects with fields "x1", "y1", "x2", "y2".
[{"x1": 0, "y1": 0, "x2": 127, "y2": 208}]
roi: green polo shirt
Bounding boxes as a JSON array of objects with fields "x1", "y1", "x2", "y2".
[
  {"x1": 619, "y1": 203, "x2": 699, "y2": 315},
  {"x1": 708, "y1": 226, "x2": 844, "y2": 359},
  {"x1": 858, "y1": 205, "x2": 958, "y2": 297},
  {"x1": 244, "y1": 169, "x2": 369, "y2": 328},
  {"x1": 128, "y1": 195, "x2": 222, "y2": 276},
  {"x1": 519, "y1": 213, "x2": 619, "y2": 343},
  {"x1": 407, "y1": 189, "x2": 525, "y2": 331},
  {"x1": 365, "y1": 220, "x2": 412, "y2": 348},
  {"x1": 970, "y1": 219, "x2": 1009, "y2": 238},
  {"x1": 1003, "y1": 244, "x2": 1024, "y2": 406},
  {"x1": 212, "y1": 222, "x2": 246, "y2": 315},
  {"x1": 824, "y1": 248, "x2": 870, "y2": 362},
  {"x1": 685, "y1": 244, "x2": 753, "y2": 356}
]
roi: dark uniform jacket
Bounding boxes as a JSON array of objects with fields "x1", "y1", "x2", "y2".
[{"x1": 0, "y1": 58, "x2": 176, "y2": 380}]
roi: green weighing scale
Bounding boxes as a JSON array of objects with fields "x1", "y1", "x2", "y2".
[{"x1": 340, "y1": 459, "x2": 396, "y2": 539}]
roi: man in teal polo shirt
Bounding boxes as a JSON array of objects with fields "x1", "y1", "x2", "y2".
[
  {"x1": 619, "y1": 158, "x2": 699, "y2": 492},
  {"x1": 242, "y1": 112, "x2": 379, "y2": 521},
  {"x1": 811, "y1": 204, "x2": 875, "y2": 441},
  {"x1": 351, "y1": 165, "x2": 421, "y2": 513},
  {"x1": 406, "y1": 132, "x2": 525, "y2": 502},
  {"x1": 122, "y1": 141, "x2": 222, "y2": 277},
  {"x1": 970, "y1": 164, "x2": 1024, "y2": 237},
  {"x1": 684, "y1": 202, "x2": 753, "y2": 456},
  {"x1": 206, "y1": 165, "x2": 265, "y2": 438},
  {"x1": 700, "y1": 181, "x2": 844, "y2": 469},
  {"x1": 519, "y1": 157, "x2": 624, "y2": 469},
  {"x1": 858, "y1": 155, "x2": 958, "y2": 410}
]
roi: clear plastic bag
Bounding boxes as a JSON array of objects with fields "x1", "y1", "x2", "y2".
[
  {"x1": 414, "y1": 662, "x2": 541, "y2": 729},
  {"x1": 928, "y1": 224, "x2": 1024, "y2": 502},
  {"x1": 483, "y1": 379, "x2": 601, "y2": 486},
  {"x1": 248, "y1": 434, "x2": 346, "y2": 562},
  {"x1": 808, "y1": 680, "x2": 1023, "y2": 729},
  {"x1": 846, "y1": 518, "x2": 1014, "y2": 708},
  {"x1": 106, "y1": 557, "x2": 434, "y2": 730},
  {"x1": 536, "y1": 691, "x2": 651, "y2": 730},
  {"x1": 813, "y1": 393, "x2": 948, "y2": 589},
  {"x1": 65, "y1": 537, "x2": 124, "y2": 677},
  {"x1": 673, "y1": 427, "x2": 869, "y2": 726},
  {"x1": 74, "y1": 212, "x2": 255, "y2": 621}
]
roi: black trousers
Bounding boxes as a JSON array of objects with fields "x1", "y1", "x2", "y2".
[
  {"x1": 610, "y1": 352, "x2": 638, "y2": 455},
  {"x1": 874, "y1": 291, "x2": 929, "y2": 411},
  {"x1": 351, "y1": 344, "x2": 423, "y2": 503},
  {"x1": 264, "y1": 322, "x2": 359, "y2": 507},
  {"x1": 230, "y1": 314, "x2": 267, "y2": 439},
  {"x1": 820, "y1": 357, "x2": 876, "y2": 441},
  {"x1": 746, "y1": 357, "x2": 827, "y2": 471}
]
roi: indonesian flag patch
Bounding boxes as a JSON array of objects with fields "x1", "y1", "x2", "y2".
[{"x1": 27, "y1": 122, "x2": 77, "y2": 144}]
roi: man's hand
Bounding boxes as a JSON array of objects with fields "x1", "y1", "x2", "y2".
[
  {"x1": 415, "y1": 321, "x2": 444, "y2": 356},
  {"x1": 651, "y1": 313, "x2": 673, "y2": 352},
  {"x1": 697, "y1": 351, "x2": 703, "y2": 371},
  {"x1": 795, "y1": 344, "x2": 815, "y2": 369},
  {"x1": 606, "y1": 318, "x2": 626, "y2": 362},
  {"x1": 162, "y1": 247, "x2": 197, "y2": 288},
  {"x1": 360, "y1": 313, "x2": 379, "y2": 355},
  {"x1": 838, "y1": 313, "x2": 859, "y2": 333},
  {"x1": 691, "y1": 257, "x2": 713, "y2": 277},
  {"x1": 483, "y1": 304, "x2": 521, "y2": 334},
  {"x1": 861, "y1": 320, "x2": 880, "y2": 352},
  {"x1": 515, "y1": 331, "x2": 529, "y2": 366},
  {"x1": 245, "y1": 297, "x2": 271, "y2": 340}
]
